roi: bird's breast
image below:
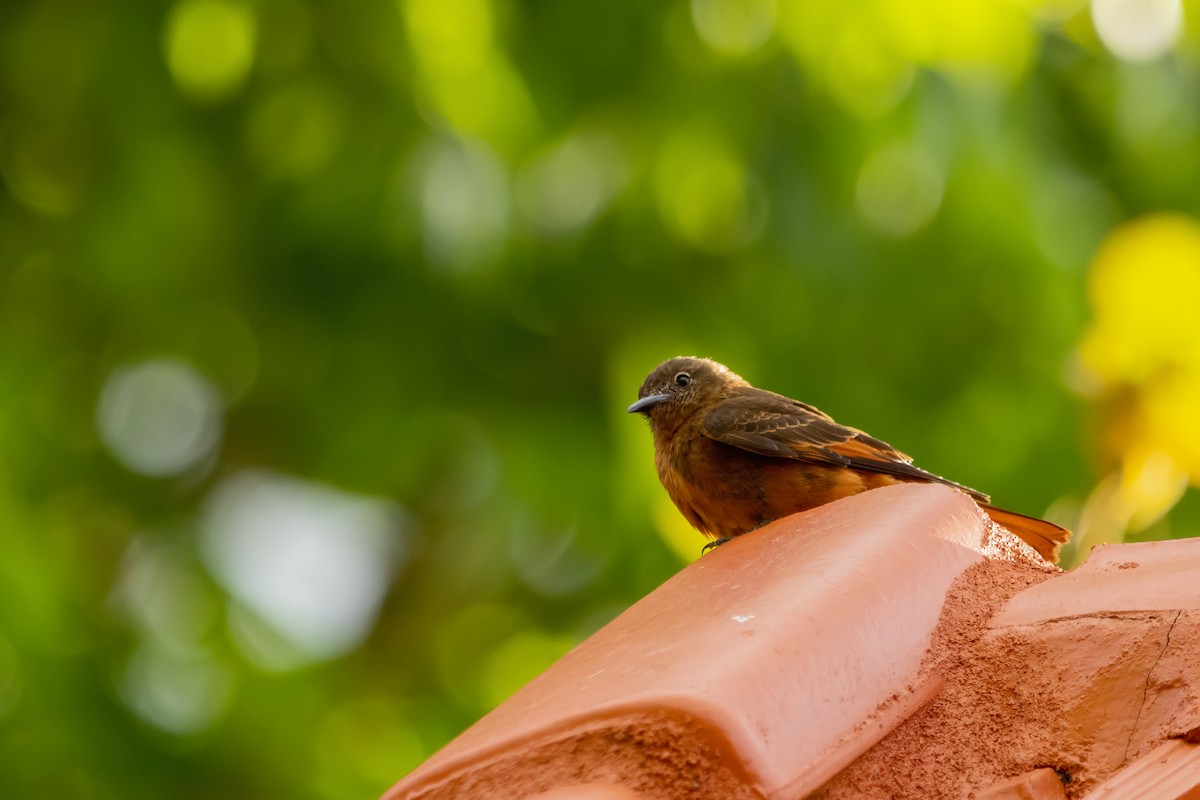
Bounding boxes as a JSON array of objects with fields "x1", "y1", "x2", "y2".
[
  {"x1": 653, "y1": 432, "x2": 891, "y2": 539},
  {"x1": 654, "y1": 432, "x2": 770, "y2": 538}
]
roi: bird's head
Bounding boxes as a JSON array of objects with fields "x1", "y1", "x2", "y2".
[{"x1": 628, "y1": 356, "x2": 748, "y2": 432}]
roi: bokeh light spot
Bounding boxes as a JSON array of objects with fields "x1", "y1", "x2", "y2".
[
  {"x1": 888, "y1": 0, "x2": 1035, "y2": 79},
  {"x1": 690, "y1": 0, "x2": 777, "y2": 55},
  {"x1": 97, "y1": 358, "x2": 223, "y2": 477},
  {"x1": 402, "y1": 0, "x2": 536, "y2": 146},
  {"x1": 246, "y1": 82, "x2": 343, "y2": 180},
  {"x1": 199, "y1": 471, "x2": 407, "y2": 667},
  {"x1": 1031, "y1": 172, "x2": 1118, "y2": 270},
  {"x1": 827, "y1": 23, "x2": 915, "y2": 118},
  {"x1": 1092, "y1": 0, "x2": 1182, "y2": 61},
  {"x1": 434, "y1": 603, "x2": 526, "y2": 710},
  {"x1": 316, "y1": 696, "x2": 426, "y2": 793},
  {"x1": 507, "y1": 513, "x2": 604, "y2": 596},
  {"x1": 119, "y1": 642, "x2": 232, "y2": 735},
  {"x1": 654, "y1": 133, "x2": 767, "y2": 252},
  {"x1": 403, "y1": 0, "x2": 493, "y2": 71},
  {"x1": 481, "y1": 630, "x2": 573, "y2": 709},
  {"x1": 855, "y1": 143, "x2": 943, "y2": 237},
  {"x1": 416, "y1": 137, "x2": 510, "y2": 271},
  {"x1": 224, "y1": 604, "x2": 312, "y2": 672},
  {"x1": 112, "y1": 537, "x2": 218, "y2": 652},
  {"x1": 164, "y1": 0, "x2": 257, "y2": 102},
  {"x1": 516, "y1": 133, "x2": 626, "y2": 236}
]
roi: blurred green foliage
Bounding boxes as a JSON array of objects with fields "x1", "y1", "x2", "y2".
[{"x1": 2, "y1": 0, "x2": 1200, "y2": 797}]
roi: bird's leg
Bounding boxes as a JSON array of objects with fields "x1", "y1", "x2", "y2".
[{"x1": 701, "y1": 519, "x2": 773, "y2": 554}]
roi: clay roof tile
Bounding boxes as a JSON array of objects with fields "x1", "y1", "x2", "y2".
[{"x1": 382, "y1": 483, "x2": 1200, "y2": 800}]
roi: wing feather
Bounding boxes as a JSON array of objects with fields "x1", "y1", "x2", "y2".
[{"x1": 700, "y1": 389, "x2": 989, "y2": 502}]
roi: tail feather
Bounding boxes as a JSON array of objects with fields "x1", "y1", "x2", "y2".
[{"x1": 982, "y1": 504, "x2": 1070, "y2": 564}]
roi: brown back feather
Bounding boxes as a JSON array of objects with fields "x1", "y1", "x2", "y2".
[{"x1": 701, "y1": 389, "x2": 989, "y2": 503}]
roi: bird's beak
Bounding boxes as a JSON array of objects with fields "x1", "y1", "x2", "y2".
[{"x1": 627, "y1": 393, "x2": 672, "y2": 415}]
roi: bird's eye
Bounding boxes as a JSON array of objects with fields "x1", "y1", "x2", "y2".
[{"x1": 674, "y1": 372, "x2": 692, "y2": 387}]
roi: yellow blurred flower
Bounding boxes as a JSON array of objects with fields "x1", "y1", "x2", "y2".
[
  {"x1": 1080, "y1": 213, "x2": 1200, "y2": 387},
  {"x1": 1076, "y1": 212, "x2": 1200, "y2": 545}
]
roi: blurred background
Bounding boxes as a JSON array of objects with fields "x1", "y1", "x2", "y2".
[{"x1": 3, "y1": 0, "x2": 1200, "y2": 796}]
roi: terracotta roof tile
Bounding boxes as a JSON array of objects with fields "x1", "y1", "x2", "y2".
[
  {"x1": 994, "y1": 539, "x2": 1200, "y2": 627},
  {"x1": 384, "y1": 484, "x2": 991, "y2": 799},
  {"x1": 976, "y1": 768, "x2": 1068, "y2": 800},
  {"x1": 1084, "y1": 739, "x2": 1200, "y2": 799},
  {"x1": 524, "y1": 783, "x2": 647, "y2": 800},
  {"x1": 382, "y1": 484, "x2": 1200, "y2": 799}
]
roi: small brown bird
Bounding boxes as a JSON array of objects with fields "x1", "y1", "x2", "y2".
[{"x1": 628, "y1": 356, "x2": 1069, "y2": 563}]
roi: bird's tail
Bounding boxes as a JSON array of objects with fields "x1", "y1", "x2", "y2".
[{"x1": 981, "y1": 504, "x2": 1070, "y2": 564}]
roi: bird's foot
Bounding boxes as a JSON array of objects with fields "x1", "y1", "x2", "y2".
[{"x1": 701, "y1": 537, "x2": 732, "y2": 554}]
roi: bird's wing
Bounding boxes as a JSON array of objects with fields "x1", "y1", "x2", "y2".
[{"x1": 700, "y1": 390, "x2": 989, "y2": 502}]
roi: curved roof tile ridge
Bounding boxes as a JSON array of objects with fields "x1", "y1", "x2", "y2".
[{"x1": 382, "y1": 484, "x2": 1200, "y2": 800}]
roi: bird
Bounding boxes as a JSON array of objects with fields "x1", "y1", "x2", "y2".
[{"x1": 628, "y1": 356, "x2": 1069, "y2": 563}]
